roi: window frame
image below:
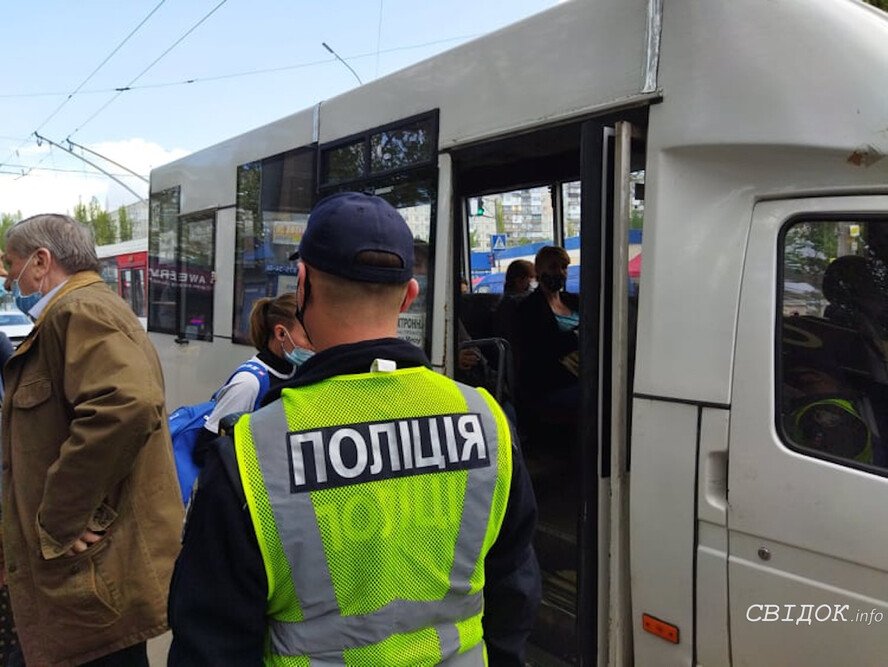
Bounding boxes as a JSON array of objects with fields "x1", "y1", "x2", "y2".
[{"x1": 775, "y1": 212, "x2": 888, "y2": 477}]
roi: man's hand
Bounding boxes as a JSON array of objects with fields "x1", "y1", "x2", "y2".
[
  {"x1": 458, "y1": 348, "x2": 481, "y2": 371},
  {"x1": 65, "y1": 529, "x2": 106, "y2": 557}
]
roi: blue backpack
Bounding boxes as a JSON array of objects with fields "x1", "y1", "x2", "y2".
[{"x1": 168, "y1": 361, "x2": 271, "y2": 504}]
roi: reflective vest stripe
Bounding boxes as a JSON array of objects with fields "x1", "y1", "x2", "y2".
[
  {"x1": 246, "y1": 400, "x2": 339, "y2": 619},
  {"x1": 269, "y1": 593, "x2": 482, "y2": 654},
  {"x1": 448, "y1": 384, "x2": 500, "y2": 594},
  {"x1": 288, "y1": 642, "x2": 485, "y2": 667}
]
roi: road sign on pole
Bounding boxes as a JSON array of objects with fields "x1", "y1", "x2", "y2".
[{"x1": 491, "y1": 234, "x2": 507, "y2": 252}]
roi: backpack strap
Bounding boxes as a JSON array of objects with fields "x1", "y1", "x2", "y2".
[{"x1": 213, "y1": 360, "x2": 272, "y2": 410}]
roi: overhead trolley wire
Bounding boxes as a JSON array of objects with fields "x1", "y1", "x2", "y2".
[
  {"x1": 0, "y1": 0, "x2": 168, "y2": 171},
  {"x1": 0, "y1": 34, "x2": 479, "y2": 99},
  {"x1": 65, "y1": 0, "x2": 230, "y2": 142}
]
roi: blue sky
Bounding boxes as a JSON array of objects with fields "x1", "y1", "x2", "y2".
[{"x1": 0, "y1": 0, "x2": 560, "y2": 217}]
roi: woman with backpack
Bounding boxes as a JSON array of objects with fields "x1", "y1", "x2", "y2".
[{"x1": 192, "y1": 292, "x2": 313, "y2": 467}]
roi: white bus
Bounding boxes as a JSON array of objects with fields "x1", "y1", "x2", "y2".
[{"x1": 147, "y1": 0, "x2": 888, "y2": 664}]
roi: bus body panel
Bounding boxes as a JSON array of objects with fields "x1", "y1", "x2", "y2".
[
  {"x1": 152, "y1": 109, "x2": 315, "y2": 214},
  {"x1": 629, "y1": 397, "x2": 697, "y2": 666},
  {"x1": 316, "y1": 0, "x2": 651, "y2": 149},
  {"x1": 636, "y1": 0, "x2": 888, "y2": 405}
]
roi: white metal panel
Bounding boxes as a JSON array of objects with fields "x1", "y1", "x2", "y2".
[
  {"x1": 729, "y1": 196, "x2": 888, "y2": 665},
  {"x1": 317, "y1": 0, "x2": 649, "y2": 148},
  {"x1": 630, "y1": 397, "x2": 697, "y2": 665},
  {"x1": 151, "y1": 333, "x2": 247, "y2": 410},
  {"x1": 430, "y1": 153, "x2": 453, "y2": 372},
  {"x1": 635, "y1": 0, "x2": 888, "y2": 404},
  {"x1": 150, "y1": 109, "x2": 315, "y2": 214},
  {"x1": 696, "y1": 524, "x2": 730, "y2": 667},
  {"x1": 696, "y1": 408, "x2": 730, "y2": 666},
  {"x1": 212, "y1": 207, "x2": 236, "y2": 340}
]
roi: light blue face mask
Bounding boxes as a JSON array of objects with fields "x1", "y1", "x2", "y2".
[
  {"x1": 283, "y1": 329, "x2": 313, "y2": 368},
  {"x1": 11, "y1": 252, "x2": 43, "y2": 316},
  {"x1": 285, "y1": 346, "x2": 314, "y2": 368}
]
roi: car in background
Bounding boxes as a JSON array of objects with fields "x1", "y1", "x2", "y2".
[{"x1": 0, "y1": 310, "x2": 33, "y2": 348}]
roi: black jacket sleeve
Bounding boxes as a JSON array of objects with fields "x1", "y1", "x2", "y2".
[
  {"x1": 482, "y1": 427, "x2": 542, "y2": 666},
  {"x1": 167, "y1": 437, "x2": 267, "y2": 667}
]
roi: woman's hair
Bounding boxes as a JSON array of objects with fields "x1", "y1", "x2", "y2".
[
  {"x1": 249, "y1": 292, "x2": 299, "y2": 350},
  {"x1": 534, "y1": 245, "x2": 570, "y2": 273},
  {"x1": 504, "y1": 259, "x2": 534, "y2": 293},
  {"x1": 6, "y1": 213, "x2": 100, "y2": 273}
]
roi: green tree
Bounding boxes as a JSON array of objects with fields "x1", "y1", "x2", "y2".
[
  {"x1": 118, "y1": 206, "x2": 133, "y2": 242},
  {"x1": 74, "y1": 197, "x2": 117, "y2": 245},
  {"x1": 0, "y1": 211, "x2": 22, "y2": 251},
  {"x1": 864, "y1": 0, "x2": 887, "y2": 10}
]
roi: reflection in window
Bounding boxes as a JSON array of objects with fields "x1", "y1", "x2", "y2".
[
  {"x1": 371, "y1": 118, "x2": 434, "y2": 173},
  {"x1": 179, "y1": 214, "x2": 215, "y2": 341},
  {"x1": 322, "y1": 141, "x2": 365, "y2": 185},
  {"x1": 148, "y1": 187, "x2": 180, "y2": 334},
  {"x1": 779, "y1": 219, "x2": 888, "y2": 471},
  {"x1": 234, "y1": 148, "x2": 314, "y2": 344}
]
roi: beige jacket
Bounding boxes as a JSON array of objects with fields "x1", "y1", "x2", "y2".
[{"x1": 0, "y1": 272, "x2": 183, "y2": 666}]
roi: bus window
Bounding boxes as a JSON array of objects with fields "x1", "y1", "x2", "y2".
[
  {"x1": 318, "y1": 113, "x2": 438, "y2": 352},
  {"x1": 233, "y1": 147, "x2": 315, "y2": 344},
  {"x1": 179, "y1": 212, "x2": 215, "y2": 341},
  {"x1": 468, "y1": 186, "x2": 555, "y2": 295},
  {"x1": 148, "y1": 187, "x2": 181, "y2": 334},
  {"x1": 779, "y1": 219, "x2": 888, "y2": 471}
]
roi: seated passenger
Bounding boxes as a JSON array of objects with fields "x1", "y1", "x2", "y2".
[{"x1": 494, "y1": 259, "x2": 536, "y2": 349}]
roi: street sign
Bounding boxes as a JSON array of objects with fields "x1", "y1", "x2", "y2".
[{"x1": 491, "y1": 234, "x2": 507, "y2": 252}]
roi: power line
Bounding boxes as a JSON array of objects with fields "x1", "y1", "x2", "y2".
[
  {"x1": 0, "y1": 0, "x2": 167, "y2": 170},
  {"x1": 0, "y1": 34, "x2": 480, "y2": 99},
  {"x1": 66, "y1": 0, "x2": 229, "y2": 142},
  {"x1": 0, "y1": 164, "x2": 143, "y2": 177}
]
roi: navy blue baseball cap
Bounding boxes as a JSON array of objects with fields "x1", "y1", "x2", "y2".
[{"x1": 290, "y1": 192, "x2": 414, "y2": 283}]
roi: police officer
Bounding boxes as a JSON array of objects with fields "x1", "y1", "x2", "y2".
[{"x1": 168, "y1": 192, "x2": 541, "y2": 666}]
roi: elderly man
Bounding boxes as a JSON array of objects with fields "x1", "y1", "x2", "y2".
[
  {"x1": 169, "y1": 192, "x2": 540, "y2": 666},
  {"x1": 0, "y1": 214, "x2": 183, "y2": 666}
]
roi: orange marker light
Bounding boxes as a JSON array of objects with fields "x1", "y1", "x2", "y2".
[{"x1": 642, "y1": 613, "x2": 680, "y2": 644}]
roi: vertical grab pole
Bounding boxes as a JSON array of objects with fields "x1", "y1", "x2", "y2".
[{"x1": 578, "y1": 120, "x2": 605, "y2": 666}]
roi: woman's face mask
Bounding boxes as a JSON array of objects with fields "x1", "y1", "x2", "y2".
[{"x1": 283, "y1": 329, "x2": 314, "y2": 368}]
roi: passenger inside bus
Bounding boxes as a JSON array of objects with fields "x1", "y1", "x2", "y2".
[
  {"x1": 514, "y1": 246, "x2": 580, "y2": 452},
  {"x1": 493, "y1": 259, "x2": 536, "y2": 354}
]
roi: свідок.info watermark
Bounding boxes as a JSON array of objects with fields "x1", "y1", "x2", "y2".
[{"x1": 747, "y1": 605, "x2": 884, "y2": 626}]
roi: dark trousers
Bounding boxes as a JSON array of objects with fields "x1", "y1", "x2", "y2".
[{"x1": 81, "y1": 642, "x2": 149, "y2": 667}]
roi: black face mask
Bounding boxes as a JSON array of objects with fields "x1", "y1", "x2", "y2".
[{"x1": 540, "y1": 273, "x2": 566, "y2": 293}]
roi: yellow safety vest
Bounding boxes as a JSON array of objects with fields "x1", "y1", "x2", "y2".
[{"x1": 234, "y1": 364, "x2": 513, "y2": 666}]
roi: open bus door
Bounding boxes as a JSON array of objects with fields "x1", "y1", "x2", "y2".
[{"x1": 451, "y1": 116, "x2": 643, "y2": 665}]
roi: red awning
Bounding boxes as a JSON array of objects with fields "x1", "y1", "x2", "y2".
[{"x1": 628, "y1": 253, "x2": 642, "y2": 278}]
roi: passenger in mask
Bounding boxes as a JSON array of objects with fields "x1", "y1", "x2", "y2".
[
  {"x1": 494, "y1": 259, "x2": 536, "y2": 362},
  {"x1": 193, "y1": 292, "x2": 313, "y2": 464},
  {"x1": 514, "y1": 246, "x2": 580, "y2": 452}
]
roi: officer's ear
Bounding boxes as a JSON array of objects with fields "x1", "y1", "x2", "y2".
[{"x1": 400, "y1": 278, "x2": 419, "y2": 313}]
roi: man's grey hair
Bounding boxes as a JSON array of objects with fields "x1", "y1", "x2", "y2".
[{"x1": 6, "y1": 214, "x2": 100, "y2": 274}]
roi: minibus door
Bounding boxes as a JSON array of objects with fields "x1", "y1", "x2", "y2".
[{"x1": 729, "y1": 195, "x2": 888, "y2": 664}]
